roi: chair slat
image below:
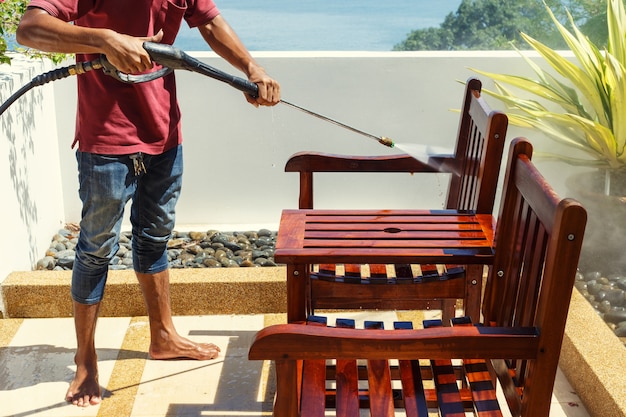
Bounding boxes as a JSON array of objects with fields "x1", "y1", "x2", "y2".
[
  {"x1": 394, "y1": 263, "x2": 414, "y2": 282},
  {"x1": 365, "y1": 321, "x2": 394, "y2": 417},
  {"x1": 464, "y1": 359, "x2": 504, "y2": 417},
  {"x1": 335, "y1": 319, "x2": 360, "y2": 417},
  {"x1": 395, "y1": 321, "x2": 430, "y2": 417},
  {"x1": 451, "y1": 316, "x2": 504, "y2": 417},
  {"x1": 369, "y1": 263, "x2": 389, "y2": 283},
  {"x1": 424, "y1": 319, "x2": 466, "y2": 417},
  {"x1": 301, "y1": 317, "x2": 329, "y2": 417},
  {"x1": 418, "y1": 263, "x2": 440, "y2": 281},
  {"x1": 300, "y1": 359, "x2": 326, "y2": 417}
]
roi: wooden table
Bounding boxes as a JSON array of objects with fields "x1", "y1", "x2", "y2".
[{"x1": 274, "y1": 209, "x2": 496, "y2": 322}]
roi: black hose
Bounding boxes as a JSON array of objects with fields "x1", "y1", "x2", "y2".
[{"x1": 0, "y1": 59, "x2": 103, "y2": 117}]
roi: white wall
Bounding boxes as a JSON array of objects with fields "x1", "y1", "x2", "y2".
[
  {"x1": 0, "y1": 55, "x2": 66, "y2": 293},
  {"x1": 53, "y1": 50, "x2": 556, "y2": 233}
]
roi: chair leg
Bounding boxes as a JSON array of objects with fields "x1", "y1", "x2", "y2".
[
  {"x1": 287, "y1": 264, "x2": 309, "y2": 322},
  {"x1": 274, "y1": 360, "x2": 300, "y2": 417},
  {"x1": 465, "y1": 264, "x2": 484, "y2": 322},
  {"x1": 441, "y1": 299, "x2": 457, "y2": 324}
]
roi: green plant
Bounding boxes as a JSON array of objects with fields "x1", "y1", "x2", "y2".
[
  {"x1": 472, "y1": 0, "x2": 626, "y2": 170},
  {"x1": 1, "y1": 0, "x2": 66, "y2": 64},
  {"x1": 0, "y1": 0, "x2": 26, "y2": 64}
]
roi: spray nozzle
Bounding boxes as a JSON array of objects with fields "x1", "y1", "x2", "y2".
[{"x1": 378, "y1": 136, "x2": 395, "y2": 148}]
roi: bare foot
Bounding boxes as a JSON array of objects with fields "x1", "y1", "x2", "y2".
[
  {"x1": 149, "y1": 331, "x2": 221, "y2": 360},
  {"x1": 65, "y1": 363, "x2": 101, "y2": 407}
]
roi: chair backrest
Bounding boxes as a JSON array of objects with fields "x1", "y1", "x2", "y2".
[
  {"x1": 482, "y1": 138, "x2": 587, "y2": 415},
  {"x1": 285, "y1": 77, "x2": 508, "y2": 213},
  {"x1": 447, "y1": 77, "x2": 508, "y2": 213}
]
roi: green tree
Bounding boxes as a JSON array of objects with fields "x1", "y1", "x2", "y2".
[
  {"x1": 393, "y1": 0, "x2": 610, "y2": 51},
  {"x1": 0, "y1": 0, "x2": 28, "y2": 64},
  {"x1": 1, "y1": 0, "x2": 66, "y2": 64}
]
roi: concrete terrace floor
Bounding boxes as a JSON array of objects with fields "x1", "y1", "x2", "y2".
[
  {"x1": 1, "y1": 313, "x2": 591, "y2": 417},
  {"x1": 0, "y1": 313, "x2": 279, "y2": 417}
]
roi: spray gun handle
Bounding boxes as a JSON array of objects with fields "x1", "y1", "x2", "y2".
[
  {"x1": 142, "y1": 41, "x2": 259, "y2": 98},
  {"x1": 228, "y1": 74, "x2": 259, "y2": 98},
  {"x1": 99, "y1": 54, "x2": 173, "y2": 83},
  {"x1": 99, "y1": 42, "x2": 260, "y2": 97}
]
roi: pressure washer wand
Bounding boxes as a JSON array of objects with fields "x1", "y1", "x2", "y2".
[
  {"x1": 278, "y1": 100, "x2": 394, "y2": 148},
  {"x1": 141, "y1": 42, "x2": 395, "y2": 148},
  {"x1": 1, "y1": 42, "x2": 395, "y2": 148}
]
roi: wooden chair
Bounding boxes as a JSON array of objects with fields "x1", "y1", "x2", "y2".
[
  {"x1": 284, "y1": 77, "x2": 508, "y2": 322},
  {"x1": 249, "y1": 138, "x2": 587, "y2": 417}
]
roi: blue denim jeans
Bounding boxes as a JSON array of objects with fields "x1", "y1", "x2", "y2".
[{"x1": 71, "y1": 145, "x2": 183, "y2": 304}]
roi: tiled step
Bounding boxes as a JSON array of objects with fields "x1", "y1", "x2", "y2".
[{"x1": 1, "y1": 267, "x2": 287, "y2": 318}]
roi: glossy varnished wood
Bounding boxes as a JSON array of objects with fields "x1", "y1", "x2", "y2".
[
  {"x1": 276, "y1": 209, "x2": 495, "y2": 264},
  {"x1": 275, "y1": 208, "x2": 496, "y2": 322}
]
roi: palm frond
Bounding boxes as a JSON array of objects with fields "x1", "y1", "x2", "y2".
[
  {"x1": 604, "y1": 53, "x2": 626, "y2": 154},
  {"x1": 520, "y1": 33, "x2": 610, "y2": 127},
  {"x1": 472, "y1": 0, "x2": 626, "y2": 168},
  {"x1": 607, "y1": 0, "x2": 626, "y2": 64}
]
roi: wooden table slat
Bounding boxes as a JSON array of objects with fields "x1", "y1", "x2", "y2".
[
  {"x1": 305, "y1": 215, "x2": 481, "y2": 223},
  {"x1": 302, "y1": 239, "x2": 491, "y2": 249},
  {"x1": 305, "y1": 222, "x2": 485, "y2": 231},
  {"x1": 304, "y1": 231, "x2": 490, "y2": 239}
]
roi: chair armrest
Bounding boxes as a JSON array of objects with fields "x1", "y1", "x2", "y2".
[
  {"x1": 285, "y1": 152, "x2": 456, "y2": 173},
  {"x1": 285, "y1": 152, "x2": 458, "y2": 208},
  {"x1": 249, "y1": 323, "x2": 539, "y2": 361}
]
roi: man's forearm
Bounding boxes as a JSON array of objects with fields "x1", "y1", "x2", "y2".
[{"x1": 17, "y1": 8, "x2": 161, "y2": 74}]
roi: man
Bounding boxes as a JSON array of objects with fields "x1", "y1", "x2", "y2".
[{"x1": 16, "y1": 0, "x2": 280, "y2": 408}]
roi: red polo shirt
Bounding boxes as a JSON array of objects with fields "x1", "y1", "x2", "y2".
[{"x1": 28, "y1": 0, "x2": 220, "y2": 155}]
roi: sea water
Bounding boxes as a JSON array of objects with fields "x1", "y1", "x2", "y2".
[{"x1": 175, "y1": 0, "x2": 463, "y2": 51}]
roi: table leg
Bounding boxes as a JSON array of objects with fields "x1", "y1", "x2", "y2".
[{"x1": 287, "y1": 263, "x2": 308, "y2": 323}]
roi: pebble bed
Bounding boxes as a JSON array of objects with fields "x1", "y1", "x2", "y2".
[
  {"x1": 36, "y1": 226, "x2": 279, "y2": 271},
  {"x1": 575, "y1": 270, "x2": 626, "y2": 341},
  {"x1": 35, "y1": 227, "x2": 626, "y2": 342}
]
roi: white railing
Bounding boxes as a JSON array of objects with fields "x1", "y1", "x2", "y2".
[{"x1": 1, "y1": 55, "x2": 63, "y2": 286}]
